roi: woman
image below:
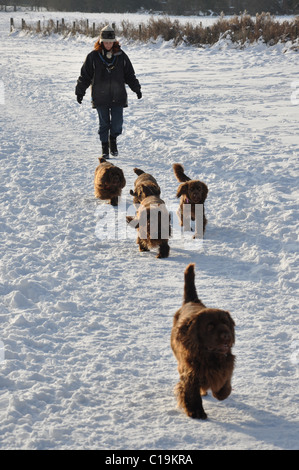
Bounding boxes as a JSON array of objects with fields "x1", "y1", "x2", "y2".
[{"x1": 75, "y1": 25, "x2": 142, "y2": 158}]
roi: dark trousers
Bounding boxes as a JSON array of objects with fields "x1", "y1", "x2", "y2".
[{"x1": 96, "y1": 106, "x2": 123, "y2": 143}]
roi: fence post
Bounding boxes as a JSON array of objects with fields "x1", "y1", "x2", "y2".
[
  {"x1": 21, "y1": 18, "x2": 25, "y2": 30},
  {"x1": 10, "y1": 18, "x2": 14, "y2": 32},
  {"x1": 56, "y1": 20, "x2": 59, "y2": 33},
  {"x1": 93, "y1": 22, "x2": 96, "y2": 37},
  {"x1": 139, "y1": 24, "x2": 142, "y2": 40}
]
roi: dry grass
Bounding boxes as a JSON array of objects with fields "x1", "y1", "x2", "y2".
[{"x1": 16, "y1": 13, "x2": 299, "y2": 46}]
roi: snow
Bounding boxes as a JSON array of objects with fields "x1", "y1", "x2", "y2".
[{"x1": 0, "y1": 11, "x2": 298, "y2": 450}]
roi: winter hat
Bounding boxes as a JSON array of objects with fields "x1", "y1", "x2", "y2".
[{"x1": 99, "y1": 25, "x2": 116, "y2": 43}]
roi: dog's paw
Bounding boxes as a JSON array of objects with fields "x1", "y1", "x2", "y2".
[
  {"x1": 213, "y1": 383, "x2": 232, "y2": 401},
  {"x1": 189, "y1": 409, "x2": 208, "y2": 420}
]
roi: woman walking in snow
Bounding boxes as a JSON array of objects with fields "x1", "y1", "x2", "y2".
[{"x1": 75, "y1": 25, "x2": 142, "y2": 158}]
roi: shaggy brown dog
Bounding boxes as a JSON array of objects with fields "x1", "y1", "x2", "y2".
[
  {"x1": 94, "y1": 158, "x2": 126, "y2": 206},
  {"x1": 171, "y1": 263, "x2": 235, "y2": 419},
  {"x1": 173, "y1": 163, "x2": 208, "y2": 237},
  {"x1": 126, "y1": 195, "x2": 170, "y2": 258},
  {"x1": 129, "y1": 168, "x2": 161, "y2": 206}
]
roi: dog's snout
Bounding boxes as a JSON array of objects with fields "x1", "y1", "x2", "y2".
[{"x1": 220, "y1": 330, "x2": 231, "y2": 342}]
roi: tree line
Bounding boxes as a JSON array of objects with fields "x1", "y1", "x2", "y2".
[{"x1": 3, "y1": 0, "x2": 299, "y2": 14}]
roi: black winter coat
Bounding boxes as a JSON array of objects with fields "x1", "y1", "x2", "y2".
[{"x1": 75, "y1": 48, "x2": 141, "y2": 108}]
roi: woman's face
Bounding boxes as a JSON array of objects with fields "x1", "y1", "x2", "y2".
[{"x1": 103, "y1": 42, "x2": 113, "y2": 51}]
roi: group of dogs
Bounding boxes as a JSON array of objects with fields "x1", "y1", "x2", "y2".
[
  {"x1": 94, "y1": 158, "x2": 208, "y2": 258},
  {"x1": 94, "y1": 158, "x2": 235, "y2": 420}
]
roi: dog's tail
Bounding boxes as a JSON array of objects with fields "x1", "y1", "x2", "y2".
[
  {"x1": 173, "y1": 163, "x2": 191, "y2": 182},
  {"x1": 133, "y1": 168, "x2": 145, "y2": 176},
  {"x1": 183, "y1": 263, "x2": 201, "y2": 304}
]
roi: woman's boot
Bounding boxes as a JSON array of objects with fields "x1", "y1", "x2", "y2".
[
  {"x1": 101, "y1": 142, "x2": 109, "y2": 158},
  {"x1": 109, "y1": 135, "x2": 118, "y2": 157}
]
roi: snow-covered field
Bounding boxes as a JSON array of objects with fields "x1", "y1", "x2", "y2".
[{"x1": 0, "y1": 11, "x2": 298, "y2": 450}]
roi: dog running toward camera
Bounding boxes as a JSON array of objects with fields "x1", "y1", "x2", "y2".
[
  {"x1": 171, "y1": 263, "x2": 235, "y2": 419},
  {"x1": 173, "y1": 163, "x2": 208, "y2": 237},
  {"x1": 127, "y1": 195, "x2": 171, "y2": 258},
  {"x1": 129, "y1": 168, "x2": 161, "y2": 206},
  {"x1": 94, "y1": 158, "x2": 126, "y2": 206}
]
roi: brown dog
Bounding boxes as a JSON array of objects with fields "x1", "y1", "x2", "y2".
[
  {"x1": 94, "y1": 158, "x2": 126, "y2": 206},
  {"x1": 129, "y1": 168, "x2": 161, "y2": 206},
  {"x1": 173, "y1": 163, "x2": 208, "y2": 237},
  {"x1": 171, "y1": 263, "x2": 235, "y2": 419},
  {"x1": 126, "y1": 195, "x2": 170, "y2": 258}
]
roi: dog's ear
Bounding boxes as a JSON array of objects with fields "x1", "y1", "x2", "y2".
[
  {"x1": 99, "y1": 157, "x2": 106, "y2": 163},
  {"x1": 117, "y1": 169, "x2": 126, "y2": 188},
  {"x1": 177, "y1": 318, "x2": 203, "y2": 353},
  {"x1": 178, "y1": 318, "x2": 194, "y2": 338},
  {"x1": 176, "y1": 182, "x2": 189, "y2": 198}
]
